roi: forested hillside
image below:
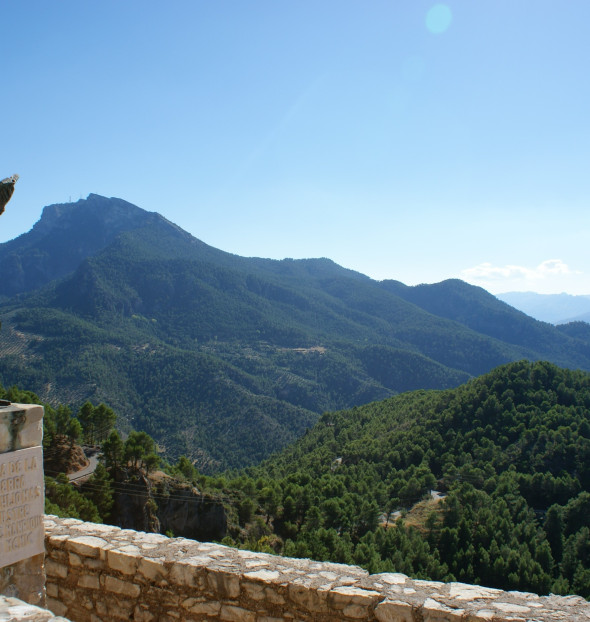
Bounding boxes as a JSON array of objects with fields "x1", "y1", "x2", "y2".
[
  {"x1": 5, "y1": 361, "x2": 590, "y2": 597},
  {"x1": 218, "y1": 361, "x2": 590, "y2": 598},
  {"x1": 1, "y1": 195, "x2": 590, "y2": 470}
]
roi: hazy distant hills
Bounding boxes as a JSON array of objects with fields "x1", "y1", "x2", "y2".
[
  {"x1": 1, "y1": 195, "x2": 590, "y2": 470},
  {"x1": 497, "y1": 291, "x2": 590, "y2": 325}
]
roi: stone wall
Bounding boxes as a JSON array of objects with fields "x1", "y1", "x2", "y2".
[
  {"x1": 0, "y1": 403, "x2": 45, "y2": 607},
  {"x1": 45, "y1": 516, "x2": 590, "y2": 622}
]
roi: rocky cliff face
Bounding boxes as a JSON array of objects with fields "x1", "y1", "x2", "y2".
[
  {"x1": 156, "y1": 485, "x2": 228, "y2": 541},
  {"x1": 112, "y1": 471, "x2": 227, "y2": 541},
  {"x1": 43, "y1": 437, "x2": 89, "y2": 476}
]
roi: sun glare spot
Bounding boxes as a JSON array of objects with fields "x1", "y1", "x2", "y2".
[{"x1": 426, "y1": 4, "x2": 453, "y2": 34}]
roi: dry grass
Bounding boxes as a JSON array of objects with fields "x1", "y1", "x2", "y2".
[{"x1": 395, "y1": 493, "x2": 446, "y2": 534}]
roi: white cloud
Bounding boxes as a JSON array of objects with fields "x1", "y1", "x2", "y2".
[
  {"x1": 463, "y1": 259, "x2": 575, "y2": 281},
  {"x1": 537, "y1": 259, "x2": 575, "y2": 276},
  {"x1": 461, "y1": 260, "x2": 586, "y2": 295}
]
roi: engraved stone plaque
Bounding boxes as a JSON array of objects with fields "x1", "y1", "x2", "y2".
[{"x1": 0, "y1": 446, "x2": 44, "y2": 567}]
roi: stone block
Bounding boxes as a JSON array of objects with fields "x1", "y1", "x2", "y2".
[
  {"x1": 138, "y1": 557, "x2": 166, "y2": 582},
  {"x1": 243, "y1": 581, "x2": 265, "y2": 601},
  {"x1": 375, "y1": 598, "x2": 414, "y2": 622},
  {"x1": 265, "y1": 588, "x2": 287, "y2": 606},
  {"x1": 46, "y1": 583, "x2": 58, "y2": 598},
  {"x1": 137, "y1": 532, "x2": 169, "y2": 545},
  {"x1": 16, "y1": 405, "x2": 44, "y2": 449},
  {"x1": 288, "y1": 584, "x2": 328, "y2": 614},
  {"x1": 0, "y1": 404, "x2": 43, "y2": 452},
  {"x1": 45, "y1": 560, "x2": 68, "y2": 579},
  {"x1": 414, "y1": 579, "x2": 445, "y2": 590},
  {"x1": 103, "y1": 575, "x2": 141, "y2": 598},
  {"x1": 67, "y1": 536, "x2": 107, "y2": 558},
  {"x1": 243, "y1": 569, "x2": 280, "y2": 581},
  {"x1": 422, "y1": 597, "x2": 465, "y2": 622},
  {"x1": 243, "y1": 580, "x2": 287, "y2": 606},
  {"x1": 108, "y1": 549, "x2": 140, "y2": 575},
  {"x1": 493, "y1": 601, "x2": 534, "y2": 615},
  {"x1": 58, "y1": 519, "x2": 82, "y2": 527},
  {"x1": 206, "y1": 569, "x2": 241, "y2": 599},
  {"x1": 168, "y1": 562, "x2": 199, "y2": 587},
  {"x1": 329, "y1": 585, "x2": 381, "y2": 608},
  {"x1": 220, "y1": 604, "x2": 256, "y2": 622},
  {"x1": 82, "y1": 522, "x2": 119, "y2": 536},
  {"x1": 78, "y1": 574, "x2": 100, "y2": 590},
  {"x1": 46, "y1": 596, "x2": 69, "y2": 617},
  {"x1": 0, "y1": 424, "x2": 10, "y2": 453},
  {"x1": 68, "y1": 553, "x2": 82, "y2": 567},
  {"x1": 0, "y1": 421, "x2": 10, "y2": 454},
  {"x1": 84, "y1": 559, "x2": 105, "y2": 571},
  {"x1": 182, "y1": 597, "x2": 221, "y2": 615},
  {"x1": 342, "y1": 604, "x2": 370, "y2": 618},
  {"x1": 448, "y1": 582, "x2": 502, "y2": 600}
]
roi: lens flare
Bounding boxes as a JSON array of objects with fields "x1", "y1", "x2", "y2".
[{"x1": 426, "y1": 4, "x2": 453, "y2": 34}]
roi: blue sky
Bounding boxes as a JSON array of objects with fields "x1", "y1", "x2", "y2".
[{"x1": 2, "y1": 1, "x2": 589, "y2": 294}]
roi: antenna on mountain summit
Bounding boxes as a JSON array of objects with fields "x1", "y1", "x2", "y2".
[{"x1": 0, "y1": 174, "x2": 19, "y2": 216}]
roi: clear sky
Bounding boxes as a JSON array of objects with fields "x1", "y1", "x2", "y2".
[{"x1": 2, "y1": 1, "x2": 589, "y2": 295}]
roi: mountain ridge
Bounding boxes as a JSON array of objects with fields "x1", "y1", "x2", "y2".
[{"x1": 1, "y1": 194, "x2": 589, "y2": 470}]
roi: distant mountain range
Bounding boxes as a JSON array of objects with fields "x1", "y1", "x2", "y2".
[
  {"x1": 2, "y1": 194, "x2": 590, "y2": 471},
  {"x1": 496, "y1": 291, "x2": 590, "y2": 325}
]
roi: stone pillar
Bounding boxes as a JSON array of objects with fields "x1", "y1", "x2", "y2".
[{"x1": 0, "y1": 402, "x2": 45, "y2": 607}]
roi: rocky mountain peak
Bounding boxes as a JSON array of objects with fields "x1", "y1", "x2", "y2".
[{"x1": 0, "y1": 194, "x2": 158, "y2": 297}]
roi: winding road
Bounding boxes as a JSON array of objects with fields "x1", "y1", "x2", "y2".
[{"x1": 67, "y1": 449, "x2": 100, "y2": 483}]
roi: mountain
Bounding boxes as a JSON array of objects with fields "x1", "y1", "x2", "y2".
[
  {"x1": 1, "y1": 195, "x2": 590, "y2": 470},
  {"x1": 497, "y1": 291, "x2": 590, "y2": 325}
]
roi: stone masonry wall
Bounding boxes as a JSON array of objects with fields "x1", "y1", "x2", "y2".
[{"x1": 45, "y1": 516, "x2": 590, "y2": 622}]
